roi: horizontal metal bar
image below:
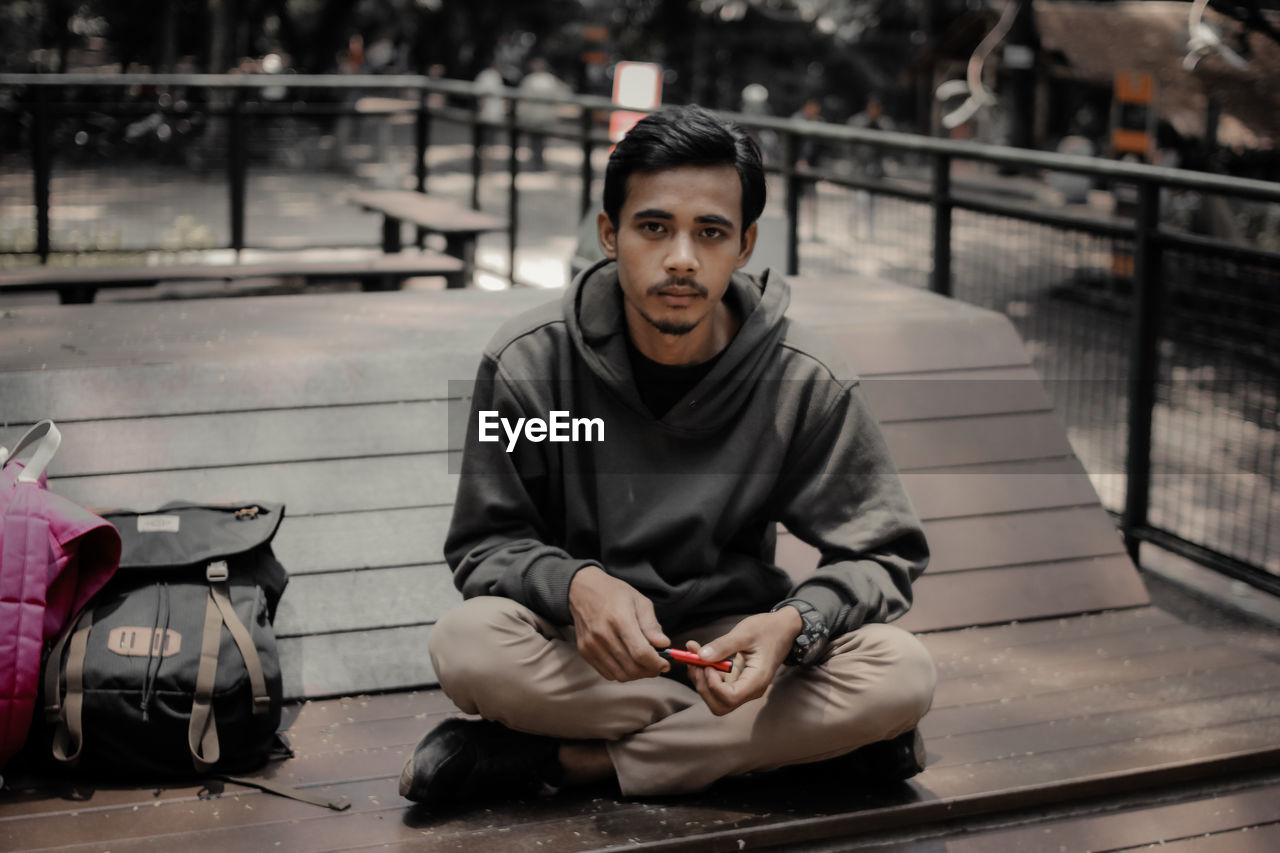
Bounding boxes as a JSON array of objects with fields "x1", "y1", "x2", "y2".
[
  {"x1": 950, "y1": 194, "x2": 1131, "y2": 238},
  {"x1": 786, "y1": 169, "x2": 934, "y2": 204},
  {"x1": 1130, "y1": 523, "x2": 1280, "y2": 598},
  {"x1": 5, "y1": 73, "x2": 1280, "y2": 201},
  {"x1": 1156, "y1": 227, "x2": 1280, "y2": 267},
  {"x1": 32, "y1": 97, "x2": 610, "y2": 146},
  {"x1": 0, "y1": 72, "x2": 620, "y2": 109}
]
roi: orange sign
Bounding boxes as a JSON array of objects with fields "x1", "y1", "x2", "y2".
[
  {"x1": 1114, "y1": 72, "x2": 1153, "y2": 105},
  {"x1": 1112, "y1": 72, "x2": 1154, "y2": 158}
]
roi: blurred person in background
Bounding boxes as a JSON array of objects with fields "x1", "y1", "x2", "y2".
[
  {"x1": 846, "y1": 94, "x2": 894, "y2": 238},
  {"x1": 517, "y1": 57, "x2": 571, "y2": 171},
  {"x1": 475, "y1": 61, "x2": 506, "y2": 150},
  {"x1": 790, "y1": 97, "x2": 825, "y2": 240}
]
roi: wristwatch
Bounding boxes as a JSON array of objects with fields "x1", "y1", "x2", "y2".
[{"x1": 771, "y1": 599, "x2": 829, "y2": 667}]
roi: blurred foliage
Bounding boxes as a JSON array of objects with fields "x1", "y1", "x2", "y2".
[
  {"x1": 1, "y1": 0, "x2": 964, "y2": 119},
  {"x1": 1, "y1": 0, "x2": 590, "y2": 77}
]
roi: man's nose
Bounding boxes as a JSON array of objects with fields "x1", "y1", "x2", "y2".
[{"x1": 664, "y1": 233, "x2": 698, "y2": 275}]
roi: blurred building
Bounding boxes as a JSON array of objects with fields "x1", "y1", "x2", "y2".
[
  {"x1": 924, "y1": 1, "x2": 1279, "y2": 172},
  {"x1": 1035, "y1": 1, "x2": 1280, "y2": 160}
]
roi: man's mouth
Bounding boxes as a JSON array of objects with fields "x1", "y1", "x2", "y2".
[{"x1": 650, "y1": 279, "x2": 707, "y2": 306}]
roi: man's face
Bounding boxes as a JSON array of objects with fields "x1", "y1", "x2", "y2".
[{"x1": 598, "y1": 164, "x2": 757, "y2": 338}]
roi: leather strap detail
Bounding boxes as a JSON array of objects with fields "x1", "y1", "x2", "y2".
[
  {"x1": 188, "y1": 590, "x2": 224, "y2": 772},
  {"x1": 208, "y1": 579, "x2": 271, "y2": 715},
  {"x1": 50, "y1": 609, "x2": 93, "y2": 765},
  {"x1": 43, "y1": 608, "x2": 82, "y2": 724},
  {"x1": 220, "y1": 775, "x2": 351, "y2": 811}
]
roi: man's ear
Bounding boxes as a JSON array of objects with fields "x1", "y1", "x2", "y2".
[
  {"x1": 735, "y1": 221, "x2": 758, "y2": 269},
  {"x1": 598, "y1": 211, "x2": 618, "y2": 259}
]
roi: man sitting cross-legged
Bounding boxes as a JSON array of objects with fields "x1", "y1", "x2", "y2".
[{"x1": 400, "y1": 104, "x2": 936, "y2": 805}]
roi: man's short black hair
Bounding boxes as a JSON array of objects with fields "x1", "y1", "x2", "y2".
[{"x1": 603, "y1": 104, "x2": 766, "y2": 233}]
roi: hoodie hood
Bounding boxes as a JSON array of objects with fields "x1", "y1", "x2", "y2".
[{"x1": 563, "y1": 259, "x2": 792, "y2": 433}]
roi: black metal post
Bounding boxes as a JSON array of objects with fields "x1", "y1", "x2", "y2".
[
  {"x1": 1121, "y1": 180, "x2": 1163, "y2": 561},
  {"x1": 32, "y1": 91, "x2": 52, "y2": 264},
  {"x1": 228, "y1": 91, "x2": 247, "y2": 254},
  {"x1": 470, "y1": 99, "x2": 483, "y2": 211},
  {"x1": 579, "y1": 108, "x2": 594, "y2": 221},
  {"x1": 507, "y1": 97, "x2": 519, "y2": 286},
  {"x1": 784, "y1": 132, "x2": 799, "y2": 276},
  {"x1": 414, "y1": 88, "x2": 431, "y2": 248},
  {"x1": 931, "y1": 153, "x2": 953, "y2": 296},
  {"x1": 381, "y1": 215, "x2": 402, "y2": 253}
]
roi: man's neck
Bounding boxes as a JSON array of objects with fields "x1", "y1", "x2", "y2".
[{"x1": 625, "y1": 300, "x2": 741, "y2": 366}]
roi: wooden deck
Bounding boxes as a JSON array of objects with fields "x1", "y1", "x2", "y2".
[
  {"x1": 3, "y1": 607, "x2": 1277, "y2": 851},
  {"x1": 2, "y1": 276, "x2": 1278, "y2": 850}
]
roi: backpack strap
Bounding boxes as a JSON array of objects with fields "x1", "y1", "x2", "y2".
[
  {"x1": 205, "y1": 562, "x2": 271, "y2": 715},
  {"x1": 48, "y1": 608, "x2": 94, "y2": 765},
  {"x1": 188, "y1": 586, "x2": 225, "y2": 772},
  {"x1": 188, "y1": 560, "x2": 274, "y2": 772},
  {"x1": 43, "y1": 608, "x2": 80, "y2": 724},
  {"x1": 1, "y1": 419, "x2": 61, "y2": 482},
  {"x1": 219, "y1": 775, "x2": 352, "y2": 811}
]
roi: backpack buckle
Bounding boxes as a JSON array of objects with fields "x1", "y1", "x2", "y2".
[
  {"x1": 206, "y1": 561, "x2": 229, "y2": 582},
  {"x1": 252, "y1": 695, "x2": 273, "y2": 715}
]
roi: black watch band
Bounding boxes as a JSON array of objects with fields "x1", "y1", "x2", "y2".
[{"x1": 771, "y1": 599, "x2": 829, "y2": 667}]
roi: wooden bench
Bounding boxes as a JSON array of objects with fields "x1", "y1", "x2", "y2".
[
  {"x1": 2, "y1": 277, "x2": 1277, "y2": 851},
  {"x1": 0, "y1": 248, "x2": 463, "y2": 304},
  {"x1": 348, "y1": 189, "x2": 507, "y2": 289}
]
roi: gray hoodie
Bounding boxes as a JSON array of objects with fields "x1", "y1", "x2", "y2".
[{"x1": 444, "y1": 260, "x2": 928, "y2": 638}]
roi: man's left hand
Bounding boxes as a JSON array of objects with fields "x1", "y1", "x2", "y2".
[{"x1": 686, "y1": 608, "x2": 803, "y2": 716}]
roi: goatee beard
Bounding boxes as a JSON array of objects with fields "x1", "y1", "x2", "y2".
[
  {"x1": 639, "y1": 308, "x2": 699, "y2": 336},
  {"x1": 641, "y1": 276, "x2": 707, "y2": 335}
]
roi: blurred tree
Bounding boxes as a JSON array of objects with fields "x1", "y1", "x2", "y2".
[
  {"x1": 1212, "y1": 0, "x2": 1280, "y2": 47},
  {"x1": 0, "y1": 2, "x2": 49, "y2": 72},
  {"x1": 270, "y1": 0, "x2": 363, "y2": 74}
]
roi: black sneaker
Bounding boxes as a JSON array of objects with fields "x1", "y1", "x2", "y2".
[
  {"x1": 775, "y1": 729, "x2": 926, "y2": 786},
  {"x1": 845, "y1": 728, "x2": 926, "y2": 781},
  {"x1": 398, "y1": 718, "x2": 562, "y2": 806}
]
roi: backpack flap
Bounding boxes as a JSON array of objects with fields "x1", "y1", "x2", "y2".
[{"x1": 107, "y1": 502, "x2": 288, "y2": 615}]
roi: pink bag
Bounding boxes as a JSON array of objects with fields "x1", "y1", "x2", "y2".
[{"x1": 1, "y1": 421, "x2": 121, "y2": 772}]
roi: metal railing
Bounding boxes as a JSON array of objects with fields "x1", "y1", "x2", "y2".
[{"x1": 2, "y1": 73, "x2": 1278, "y2": 596}]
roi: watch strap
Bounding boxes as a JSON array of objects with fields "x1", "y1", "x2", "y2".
[{"x1": 771, "y1": 599, "x2": 829, "y2": 667}]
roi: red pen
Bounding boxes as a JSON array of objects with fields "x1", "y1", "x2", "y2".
[{"x1": 658, "y1": 648, "x2": 732, "y2": 672}]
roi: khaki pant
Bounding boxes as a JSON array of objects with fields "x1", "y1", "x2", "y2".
[{"x1": 428, "y1": 596, "x2": 937, "y2": 796}]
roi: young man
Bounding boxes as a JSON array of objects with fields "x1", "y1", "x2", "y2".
[{"x1": 401, "y1": 105, "x2": 935, "y2": 806}]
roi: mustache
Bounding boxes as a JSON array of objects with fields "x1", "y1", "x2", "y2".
[{"x1": 647, "y1": 277, "x2": 708, "y2": 297}]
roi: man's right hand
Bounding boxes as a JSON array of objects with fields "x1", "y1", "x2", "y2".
[{"x1": 568, "y1": 565, "x2": 670, "y2": 682}]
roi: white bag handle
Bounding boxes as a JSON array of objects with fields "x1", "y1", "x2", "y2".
[{"x1": 0, "y1": 419, "x2": 62, "y2": 483}]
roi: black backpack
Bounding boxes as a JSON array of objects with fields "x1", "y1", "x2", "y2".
[{"x1": 42, "y1": 501, "x2": 289, "y2": 778}]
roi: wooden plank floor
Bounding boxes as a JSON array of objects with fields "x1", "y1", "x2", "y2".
[
  {"x1": 3, "y1": 606, "x2": 1278, "y2": 852},
  {"x1": 861, "y1": 776, "x2": 1280, "y2": 852},
  {"x1": 0, "y1": 279, "x2": 1145, "y2": 698},
  {"x1": 2, "y1": 279, "x2": 1271, "y2": 850}
]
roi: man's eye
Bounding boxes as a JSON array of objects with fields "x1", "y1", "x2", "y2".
[
  {"x1": 639, "y1": 222, "x2": 664, "y2": 233},
  {"x1": 701, "y1": 228, "x2": 726, "y2": 239}
]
